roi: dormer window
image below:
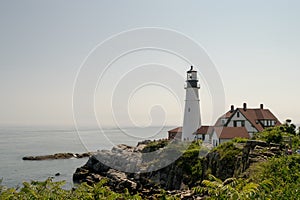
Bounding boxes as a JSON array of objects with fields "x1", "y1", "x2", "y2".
[
  {"x1": 259, "y1": 119, "x2": 276, "y2": 127},
  {"x1": 221, "y1": 119, "x2": 227, "y2": 125}
]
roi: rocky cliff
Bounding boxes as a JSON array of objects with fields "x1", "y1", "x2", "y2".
[
  {"x1": 203, "y1": 140, "x2": 282, "y2": 181},
  {"x1": 73, "y1": 139, "x2": 284, "y2": 198}
]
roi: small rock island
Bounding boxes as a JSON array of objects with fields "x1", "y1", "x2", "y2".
[{"x1": 22, "y1": 152, "x2": 93, "y2": 160}]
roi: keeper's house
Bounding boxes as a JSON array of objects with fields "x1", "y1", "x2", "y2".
[{"x1": 168, "y1": 103, "x2": 281, "y2": 147}]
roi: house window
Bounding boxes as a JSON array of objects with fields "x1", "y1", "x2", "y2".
[
  {"x1": 271, "y1": 120, "x2": 275, "y2": 126},
  {"x1": 213, "y1": 139, "x2": 218, "y2": 147},
  {"x1": 260, "y1": 120, "x2": 276, "y2": 127},
  {"x1": 233, "y1": 121, "x2": 237, "y2": 127},
  {"x1": 221, "y1": 119, "x2": 227, "y2": 125},
  {"x1": 237, "y1": 112, "x2": 240, "y2": 118},
  {"x1": 233, "y1": 120, "x2": 245, "y2": 127}
]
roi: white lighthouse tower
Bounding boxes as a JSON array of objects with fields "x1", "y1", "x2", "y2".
[{"x1": 182, "y1": 66, "x2": 201, "y2": 141}]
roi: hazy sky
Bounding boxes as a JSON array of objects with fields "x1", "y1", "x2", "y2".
[{"x1": 1, "y1": 0, "x2": 300, "y2": 127}]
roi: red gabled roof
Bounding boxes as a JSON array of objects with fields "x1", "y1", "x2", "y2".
[
  {"x1": 237, "y1": 108, "x2": 281, "y2": 132},
  {"x1": 214, "y1": 111, "x2": 235, "y2": 127},
  {"x1": 195, "y1": 126, "x2": 214, "y2": 135},
  {"x1": 168, "y1": 127, "x2": 182, "y2": 140},
  {"x1": 168, "y1": 125, "x2": 214, "y2": 135},
  {"x1": 168, "y1": 127, "x2": 182, "y2": 133},
  {"x1": 214, "y1": 127, "x2": 250, "y2": 139},
  {"x1": 215, "y1": 105, "x2": 281, "y2": 131},
  {"x1": 215, "y1": 115, "x2": 226, "y2": 127}
]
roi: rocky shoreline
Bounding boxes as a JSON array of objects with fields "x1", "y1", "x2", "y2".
[
  {"x1": 22, "y1": 152, "x2": 93, "y2": 160},
  {"x1": 73, "y1": 139, "x2": 284, "y2": 199},
  {"x1": 21, "y1": 139, "x2": 284, "y2": 198}
]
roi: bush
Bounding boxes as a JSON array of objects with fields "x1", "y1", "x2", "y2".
[
  {"x1": 231, "y1": 137, "x2": 248, "y2": 143},
  {"x1": 141, "y1": 140, "x2": 169, "y2": 153},
  {"x1": 214, "y1": 141, "x2": 243, "y2": 160},
  {"x1": 251, "y1": 154, "x2": 300, "y2": 199},
  {"x1": 0, "y1": 178, "x2": 142, "y2": 200},
  {"x1": 195, "y1": 154, "x2": 300, "y2": 199},
  {"x1": 254, "y1": 125, "x2": 300, "y2": 150}
]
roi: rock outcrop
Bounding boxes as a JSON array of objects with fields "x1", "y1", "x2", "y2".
[
  {"x1": 203, "y1": 140, "x2": 283, "y2": 180},
  {"x1": 73, "y1": 139, "x2": 284, "y2": 198}
]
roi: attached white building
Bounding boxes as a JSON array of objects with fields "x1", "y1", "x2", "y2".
[
  {"x1": 168, "y1": 126, "x2": 212, "y2": 143},
  {"x1": 194, "y1": 126, "x2": 213, "y2": 143}
]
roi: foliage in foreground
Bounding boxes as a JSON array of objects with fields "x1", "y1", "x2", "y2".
[
  {"x1": 0, "y1": 178, "x2": 182, "y2": 200},
  {"x1": 194, "y1": 154, "x2": 300, "y2": 200},
  {"x1": 194, "y1": 124, "x2": 300, "y2": 199},
  {"x1": 0, "y1": 178, "x2": 142, "y2": 200},
  {"x1": 250, "y1": 154, "x2": 300, "y2": 199},
  {"x1": 193, "y1": 174, "x2": 263, "y2": 199}
]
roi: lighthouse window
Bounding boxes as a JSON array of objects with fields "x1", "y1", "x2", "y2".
[{"x1": 188, "y1": 108, "x2": 190, "y2": 112}]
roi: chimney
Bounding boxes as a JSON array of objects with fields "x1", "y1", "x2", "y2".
[
  {"x1": 243, "y1": 103, "x2": 247, "y2": 111},
  {"x1": 230, "y1": 105, "x2": 234, "y2": 113},
  {"x1": 260, "y1": 104, "x2": 264, "y2": 109}
]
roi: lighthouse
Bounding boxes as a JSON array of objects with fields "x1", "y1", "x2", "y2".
[{"x1": 182, "y1": 66, "x2": 201, "y2": 141}]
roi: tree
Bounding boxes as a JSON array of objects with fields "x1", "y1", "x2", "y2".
[{"x1": 284, "y1": 119, "x2": 296, "y2": 135}]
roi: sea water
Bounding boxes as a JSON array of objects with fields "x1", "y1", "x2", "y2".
[{"x1": 0, "y1": 126, "x2": 170, "y2": 188}]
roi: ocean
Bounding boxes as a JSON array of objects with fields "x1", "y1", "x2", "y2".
[{"x1": 0, "y1": 126, "x2": 169, "y2": 188}]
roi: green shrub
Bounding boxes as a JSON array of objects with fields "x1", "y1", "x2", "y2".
[
  {"x1": 214, "y1": 141, "x2": 243, "y2": 160},
  {"x1": 0, "y1": 178, "x2": 142, "y2": 200},
  {"x1": 231, "y1": 137, "x2": 248, "y2": 143},
  {"x1": 251, "y1": 154, "x2": 300, "y2": 199},
  {"x1": 141, "y1": 140, "x2": 169, "y2": 153},
  {"x1": 195, "y1": 155, "x2": 300, "y2": 199},
  {"x1": 254, "y1": 125, "x2": 300, "y2": 150}
]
